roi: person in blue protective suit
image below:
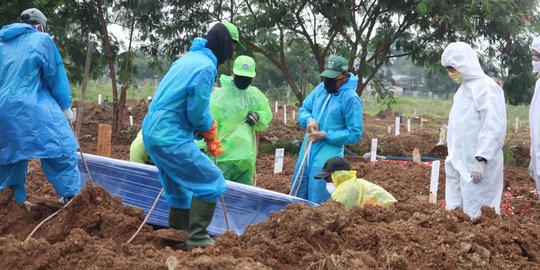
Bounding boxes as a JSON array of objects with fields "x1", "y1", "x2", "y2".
[
  {"x1": 142, "y1": 22, "x2": 240, "y2": 248},
  {"x1": 0, "y1": 8, "x2": 80, "y2": 205},
  {"x1": 290, "y1": 55, "x2": 363, "y2": 204}
]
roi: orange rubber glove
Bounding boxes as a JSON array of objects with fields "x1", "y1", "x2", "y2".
[
  {"x1": 201, "y1": 120, "x2": 218, "y2": 141},
  {"x1": 206, "y1": 139, "x2": 225, "y2": 157}
]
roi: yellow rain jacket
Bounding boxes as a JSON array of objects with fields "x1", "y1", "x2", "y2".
[{"x1": 331, "y1": 170, "x2": 397, "y2": 209}]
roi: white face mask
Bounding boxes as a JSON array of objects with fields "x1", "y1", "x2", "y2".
[
  {"x1": 532, "y1": 61, "x2": 540, "y2": 73},
  {"x1": 326, "y1": 182, "x2": 336, "y2": 194}
]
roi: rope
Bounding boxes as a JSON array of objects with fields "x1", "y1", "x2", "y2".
[
  {"x1": 218, "y1": 119, "x2": 247, "y2": 141},
  {"x1": 289, "y1": 140, "x2": 313, "y2": 197},
  {"x1": 24, "y1": 122, "x2": 92, "y2": 243},
  {"x1": 126, "y1": 188, "x2": 164, "y2": 244},
  {"x1": 24, "y1": 198, "x2": 74, "y2": 243},
  {"x1": 213, "y1": 156, "x2": 230, "y2": 231},
  {"x1": 70, "y1": 123, "x2": 93, "y2": 182}
]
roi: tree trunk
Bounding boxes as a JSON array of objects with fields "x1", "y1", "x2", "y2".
[
  {"x1": 96, "y1": 0, "x2": 121, "y2": 136},
  {"x1": 119, "y1": 9, "x2": 136, "y2": 137}
]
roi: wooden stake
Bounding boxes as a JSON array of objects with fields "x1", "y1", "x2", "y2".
[
  {"x1": 412, "y1": 148, "x2": 421, "y2": 162},
  {"x1": 97, "y1": 123, "x2": 112, "y2": 157}
]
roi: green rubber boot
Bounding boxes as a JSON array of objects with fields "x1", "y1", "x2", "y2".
[
  {"x1": 169, "y1": 207, "x2": 190, "y2": 231},
  {"x1": 186, "y1": 198, "x2": 217, "y2": 248}
]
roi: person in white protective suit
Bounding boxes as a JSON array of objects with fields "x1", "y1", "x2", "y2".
[
  {"x1": 529, "y1": 36, "x2": 540, "y2": 196},
  {"x1": 441, "y1": 42, "x2": 507, "y2": 219}
]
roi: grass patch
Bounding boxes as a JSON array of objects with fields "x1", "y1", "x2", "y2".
[
  {"x1": 259, "y1": 141, "x2": 300, "y2": 156},
  {"x1": 363, "y1": 95, "x2": 529, "y2": 122}
]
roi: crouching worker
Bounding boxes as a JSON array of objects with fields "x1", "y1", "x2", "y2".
[
  {"x1": 315, "y1": 157, "x2": 397, "y2": 209},
  {"x1": 129, "y1": 130, "x2": 153, "y2": 165}
]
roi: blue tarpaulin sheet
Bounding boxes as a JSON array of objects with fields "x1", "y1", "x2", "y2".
[{"x1": 77, "y1": 153, "x2": 318, "y2": 236}]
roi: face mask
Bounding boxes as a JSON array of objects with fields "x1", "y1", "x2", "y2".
[
  {"x1": 323, "y1": 78, "x2": 338, "y2": 93},
  {"x1": 448, "y1": 70, "x2": 462, "y2": 84},
  {"x1": 532, "y1": 61, "x2": 540, "y2": 73},
  {"x1": 234, "y1": 76, "x2": 252, "y2": 90},
  {"x1": 325, "y1": 182, "x2": 335, "y2": 194}
]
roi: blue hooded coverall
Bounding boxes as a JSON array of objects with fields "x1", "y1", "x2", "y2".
[
  {"x1": 0, "y1": 23, "x2": 80, "y2": 202},
  {"x1": 142, "y1": 37, "x2": 226, "y2": 209},
  {"x1": 290, "y1": 74, "x2": 363, "y2": 204}
]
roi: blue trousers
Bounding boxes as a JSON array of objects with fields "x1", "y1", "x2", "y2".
[
  {"x1": 145, "y1": 141, "x2": 226, "y2": 209},
  {"x1": 0, "y1": 152, "x2": 81, "y2": 202}
]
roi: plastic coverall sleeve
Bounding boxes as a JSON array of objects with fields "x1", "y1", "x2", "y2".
[
  {"x1": 187, "y1": 68, "x2": 215, "y2": 132},
  {"x1": 472, "y1": 84, "x2": 506, "y2": 161},
  {"x1": 40, "y1": 36, "x2": 72, "y2": 110},
  {"x1": 330, "y1": 171, "x2": 397, "y2": 209},
  {"x1": 298, "y1": 91, "x2": 315, "y2": 129},
  {"x1": 253, "y1": 90, "x2": 273, "y2": 132},
  {"x1": 324, "y1": 95, "x2": 363, "y2": 146},
  {"x1": 130, "y1": 130, "x2": 150, "y2": 164}
]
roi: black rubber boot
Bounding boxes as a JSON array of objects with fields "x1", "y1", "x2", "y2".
[
  {"x1": 169, "y1": 207, "x2": 190, "y2": 231},
  {"x1": 186, "y1": 198, "x2": 217, "y2": 248}
]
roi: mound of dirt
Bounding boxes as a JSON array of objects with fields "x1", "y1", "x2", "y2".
[{"x1": 207, "y1": 201, "x2": 540, "y2": 269}]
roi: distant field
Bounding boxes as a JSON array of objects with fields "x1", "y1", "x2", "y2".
[
  {"x1": 71, "y1": 82, "x2": 157, "y2": 102},
  {"x1": 71, "y1": 83, "x2": 530, "y2": 123},
  {"x1": 363, "y1": 96, "x2": 530, "y2": 122}
]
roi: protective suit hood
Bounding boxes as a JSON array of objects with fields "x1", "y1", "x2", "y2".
[
  {"x1": 531, "y1": 36, "x2": 540, "y2": 52},
  {"x1": 337, "y1": 74, "x2": 359, "y2": 94},
  {"x1": 331, "y1": 170, "x2": 357, "y2": 187},
  {"x1": 0, "y1": 23, "x2": 36, "y2": 41},
  {"x1": 441, "y1": 42, "x2": 486, "y2": 81}
]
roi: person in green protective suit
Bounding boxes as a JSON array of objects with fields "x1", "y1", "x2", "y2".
[
  {"x1": 315, "y1": 157, "x2": 397, "y2": 209},
  {"x1": 210, "y1": 55, "x2": 273, "y2": 185}
]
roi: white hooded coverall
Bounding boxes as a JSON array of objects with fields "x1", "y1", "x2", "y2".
[
  {"x1": 441, "y1": 42, "x2": 507, "y2": 219},
  {"x1": 530, "y1": 37, "x2": 540, "y2": 196}
]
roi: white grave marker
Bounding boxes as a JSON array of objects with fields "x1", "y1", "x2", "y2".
[
  {"x1": 407, "y1": 119, "x2": 411, "y2": 133},
  {"x1": 370, "y1": 138, "x2": 378, "y2": 162},
  {"x1": 515, "y1": 117, "x2": 520, "y2": 132},
  {"x1": 387, "y1": 125, "x2": 392, "y2": 134},
  {"x1": 292, "y1": 110, "x2": 296, "y2": 120},
  {"x1": 283, "y1": 105, "x2": 287, "y2": 125},
  {"x1": 275, "y1": 101, "x2": 278, "y2": 113},
  {"x1": 274, "y1": 148, "x2": 285, "y2": 174},
  {"x1": 98, "y1": 93, "x2": 102, "y2": 106},
  {"x1": 129, "y1": 115, "x2": 134, "y2": 126},
  {"x1": 395, "y1": 117, "x2": 400, "y2": 136},
  {"x1": 429, "y1": 160, "x2": 441, "y2": 204}
]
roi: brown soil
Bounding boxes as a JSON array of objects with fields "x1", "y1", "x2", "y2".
[{"x1": 2, "y1": 101, "x2": 539, "y2": 269}]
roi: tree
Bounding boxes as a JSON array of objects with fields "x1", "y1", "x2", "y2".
[{"x1": 230, "y1": 0, "x2": 538, "y2": 104}]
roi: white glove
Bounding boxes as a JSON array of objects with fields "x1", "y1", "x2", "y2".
[
  {"x1": 63, "y1": 108, "x2": 75, "y2": 124},
  {"x1": 306, "y1": 118, "x2": 319, "y2": 133},
  {"x1": 470, "y1": 160, "x2": 486, "y2": 184},
  {"x1": 529, "y1": 161, "x2": 535, "y2": 177},
  {"x1": 308, "y1": 131, "x2": 326, "y2": 143}
]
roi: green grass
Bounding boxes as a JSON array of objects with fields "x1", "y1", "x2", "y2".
[
  {"x1": 73, "y1": 82, "x2": 530, "y2": 123},
  {"x1": 72, "y1": 81, "x2": 157, "y2": 102},
  {"x1": 363, "y1": 96, "x2": 530, "y2": 122}
]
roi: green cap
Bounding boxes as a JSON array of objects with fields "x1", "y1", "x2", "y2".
[
  {"x1": 320, "y1": 55, "x2": 349, "y2": 78},
  {"x1": 222, "y1": 21, "x2": 245, "y2": 50},
  {"x1": 233, "y1": 55, "x2": 256, "y2": 77}
]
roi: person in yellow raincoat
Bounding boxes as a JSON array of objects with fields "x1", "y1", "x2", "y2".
[{"x1": 315, "y1": 157, "x2": 397, "y2": 209}]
